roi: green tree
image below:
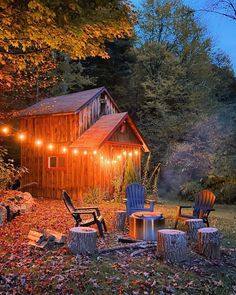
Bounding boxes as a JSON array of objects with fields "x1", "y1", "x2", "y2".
[{"x1": 82, "y1": 37, "x2": 137, "y2": 110}]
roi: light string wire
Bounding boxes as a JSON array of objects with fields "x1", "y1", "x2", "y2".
[{"x1": 0, "y1": 121, "x2": 139, "y2": 165}]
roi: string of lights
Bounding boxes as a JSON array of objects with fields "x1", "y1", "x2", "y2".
[{"x1": 0, "y1": 123, "x2": 139, "y2": 165}]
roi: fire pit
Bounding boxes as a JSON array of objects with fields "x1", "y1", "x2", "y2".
[{"x1": 129, "y1": 211, "x2": 165, "y2": 241}]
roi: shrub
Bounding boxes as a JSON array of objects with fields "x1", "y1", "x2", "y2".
[
  {"x1": 123, "y1": 157, "x2": 138, "y2": 190},
  {"x1": 83, "y1": 187, "x2": 104, "y2": 205},
  {"x1": 0, "y1": 146, "x2": 28, "y2": 190},
  {"x1": 112, "y1": 175, "x2": 124, "y2": 203}
]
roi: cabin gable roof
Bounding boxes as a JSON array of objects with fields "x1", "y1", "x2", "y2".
[
  {"x1": 17, "y1": 87, "x2": 119, "y2": 117},
  {"x1": 70, "y1": 112, "x2": 149, "y2": 152}
]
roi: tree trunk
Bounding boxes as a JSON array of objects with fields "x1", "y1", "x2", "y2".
[
  {"x1": 157, "y1": 229, "x2": 187, "y2": 263},
  {"x1": 186, "y1": 219, "x2": 205, "y2": 241},
  {"x1": 113, "y1": 210, "x2": 126, "y2": 232},
  {"x1": 197, "y1": 227, "x2": 220, "y2": 259},
  {"x1": 67, "y1": 227, "x2": 97, "y2": 255}
]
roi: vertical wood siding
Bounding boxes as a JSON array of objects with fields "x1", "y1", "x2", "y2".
[{"x1": 20, "y1": 94, "x2": 142, "y2": 202}]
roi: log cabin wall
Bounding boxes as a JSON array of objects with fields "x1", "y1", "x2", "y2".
[{"x1": 19, "y1": 93, "x2": 119, "y2": 201}]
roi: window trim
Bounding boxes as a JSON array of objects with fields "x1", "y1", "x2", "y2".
[{"x1": 47, "y1": 154, "x2": 66, "y2": 171}]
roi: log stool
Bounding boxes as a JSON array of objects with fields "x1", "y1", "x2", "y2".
[
  {"x1": 67, "y1": 227, "x2": 97, "y2": 255},
  {"x1": 157, "y1": 229, "x2": 187, "y2": 263},
  {"x1": 197, "y1": 227, "x2": 220, "y2": 259},
  {"x1": 113, "y1": 210, "x2": 127, "y2": 232},
  {"x1": 185, "y1": 219, "x2": 205, "y2": 241}
]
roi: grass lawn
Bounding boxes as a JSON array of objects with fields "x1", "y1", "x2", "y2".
[{"x1": 0, "y1": 198, "x2": 235, "y2": 294}]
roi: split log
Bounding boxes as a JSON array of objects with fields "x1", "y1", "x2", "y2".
[
  {"x1": 28, "y1": 229, "x2": 66, "y2": 249},
  {"x1": 67, "y1": 227, "x2": 97, "y2": 255},
  {"x1": 185, "y1": 219, "x2": 205, "y2": 241},
  {"x1": 0, "y1": 205, "x2": 7, "y2": 225},
  {"x1": 113, "y1": 210, "x2": 127, "y2": 232},
  {"x1": 197, "y1": 227, "x2": 220, "y2": 259},
  {"x1": 28, "y1": 230, "x2": 44, "y2": 242},
  {"x1": 44, "y1": 229, "x2": 66, "y2": 244},
  {"x1": 157, "y1": 229, "x2": 187, "y2": 263},
  {"x1": 28, "y1": 230, "x2": 48, "y2": 249}
]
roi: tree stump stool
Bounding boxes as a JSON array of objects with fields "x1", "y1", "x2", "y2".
[
  {"x1": 67, "y1": 227, "x2": 97, "y2": 255},
  {"x1": 157, "y1": 229, "x2": 187, "y2": 263},
  {"x1": 185, "y1": 219, "x2": 205, "y2": 241},
  {"x1": 197, "y1": 227, "x2": 220, "y2": 259},
  {"x1": 113, "y1": 210, "x2": 127, "y2": 232}
]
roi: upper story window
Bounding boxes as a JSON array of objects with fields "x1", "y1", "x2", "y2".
[
  {"x1": 48, "y1": 155, "x2": 65, "y2": 170},
  {"x1": 99, "y1": 95, "x2": 106, "y2": 116}
]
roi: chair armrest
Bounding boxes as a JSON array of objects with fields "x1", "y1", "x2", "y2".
[
  {"x1": 75, "y1": 207, "x2": 100, "y2": 216},
  {"x1": 74, "y1": 210, "x2": 96, "y2": 215},
  {"x1": 207, "y1": 208, "x2": 215, "y2": 212},
  {"x1": 146, "y1": 199, "x2": 156, "y2": 204},
  {"x1": 176, "y1": 205, "x2": 192, "y2": 215},
  {"x1": 199, "y1": 208, "x2": 215, "y2": 218}
]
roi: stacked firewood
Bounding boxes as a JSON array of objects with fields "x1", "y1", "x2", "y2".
[{"x1": 28, "y1": 229, "x2": 66, "y2": 249}]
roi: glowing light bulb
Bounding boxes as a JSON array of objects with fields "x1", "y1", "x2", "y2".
[
  {"x1": 18, "y1": 133, "x2": 25, "y2": 140},
  {"x1": 117, "y1": 155, "x2": 121, "y2": 160},
  {"x1": 83, "y1": 150, "x2": 88, "y2": 155},
  {"x1": 100, "y1": 156, "x2": 104, "y2": 160},
  {"x1": 128, "y1": 152, "x2": 133, "y2": 157},
  {"x1": 62, "y1": 147, "x2": 67, "y2": 153},
  {"x1": 73, "y1": 149, "x2": 78, "y2": 155},
  {"x1": 106, "y1": 160, "x2": 110, "y2": 165},
  {"x1": 123, "y1": 151, "x2": 127, "y2": 156},
  {"x1": 134, "y1": 150, "x2": 139, "y2": 156},
  {"x1": 2, "y1": 126, "x2": 9, "y2": 134},
  {"x1": 93, "y1": 150, "x2": 97, "y2": 155},
  {"x1": 48, "y1": 144, "x2": 54, "y2": 150},
  {"x1": 35, "y1": 139, "x2": 42, "y2": 146},
  {"x1": 112, "y1": 160, "x2": 117, "y2": 164}
]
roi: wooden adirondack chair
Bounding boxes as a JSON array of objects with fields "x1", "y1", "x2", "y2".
[
  {"x1": 125, "y1": 183, "x2": 155, "y2": 216},
  {"x1": 175, "y1": 190, "x2": 216, "y2": 228},
  {"x1": 62, "y1": 190, "x2": 107, "y2": 238}
]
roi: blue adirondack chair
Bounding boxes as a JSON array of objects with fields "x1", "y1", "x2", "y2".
[{"x1": 125, "y1": 183, "x2": 155, "y2": 216}]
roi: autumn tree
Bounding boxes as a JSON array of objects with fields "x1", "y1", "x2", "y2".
[{"x1": 0, "y1": 0, "x2": 135, "y2": 109}]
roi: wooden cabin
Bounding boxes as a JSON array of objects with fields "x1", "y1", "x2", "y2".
[{"x1": 18, "y1": 87, "x2": 149, "y2": 203}]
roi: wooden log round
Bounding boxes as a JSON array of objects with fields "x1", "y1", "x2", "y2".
[
  {"x1": 197, "y1": 227, "x2": 220, "y2": 259},
  {"x1": 157, "y1": 229, "x2": 187, "y2": 263},
  {"x1": 67, "y1": 227, "x2": 97, "y2": 255},
  {"x1": 113, "y1": 210, "x2": 127, "y2": 232},
  {"x1": 185, "y1": 219, "x2": 205, "y2": 241}
]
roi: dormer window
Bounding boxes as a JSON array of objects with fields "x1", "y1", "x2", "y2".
[{"x1": 100, "y1": 95, "x2": 106, "y2": 116}]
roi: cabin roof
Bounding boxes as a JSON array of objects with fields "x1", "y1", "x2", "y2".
[
  {"x1": 70, "y1": 112, "x2": 149, "y2": 152},
  {"x1": 17, "y1": 87, "x2": 119, "y2": 117}
]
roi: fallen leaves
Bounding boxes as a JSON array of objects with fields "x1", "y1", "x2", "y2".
[{"x1": 0, "y1": 199, "x2": 236, "y2": 294}]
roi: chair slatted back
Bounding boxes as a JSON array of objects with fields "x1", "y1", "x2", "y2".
[
  {"x1": 193, "y1": 190, "x2": 216, "y2": 217},
  {"x1": 62, "y1": 190, "x2": 76, "y2": 214},
  {"x1": 126, "y1": 183, "x2": 145, "y2": 210}
]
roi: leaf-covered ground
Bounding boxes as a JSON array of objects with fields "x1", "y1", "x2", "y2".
[{"x1": 0, "y1": 198, "x2": 236, "y2": 294}]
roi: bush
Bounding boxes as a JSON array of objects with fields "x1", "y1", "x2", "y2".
[
  {"x1": 83, "y1": 187, "x2": 104, "y2": 205},
  {"x1": 0, "y1": 146, "x2": 28, "y2": 189},
  {"x1": 180, "y1": 175, "x2": 236, "y2": 203}
]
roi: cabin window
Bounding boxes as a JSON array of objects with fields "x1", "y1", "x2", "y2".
[
  {"x1": 48, "y1": 155, "x2": 65, "y2": 170},
  {"x1": 100, "y1": 96, "x2": 106, "y2": 116}
]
